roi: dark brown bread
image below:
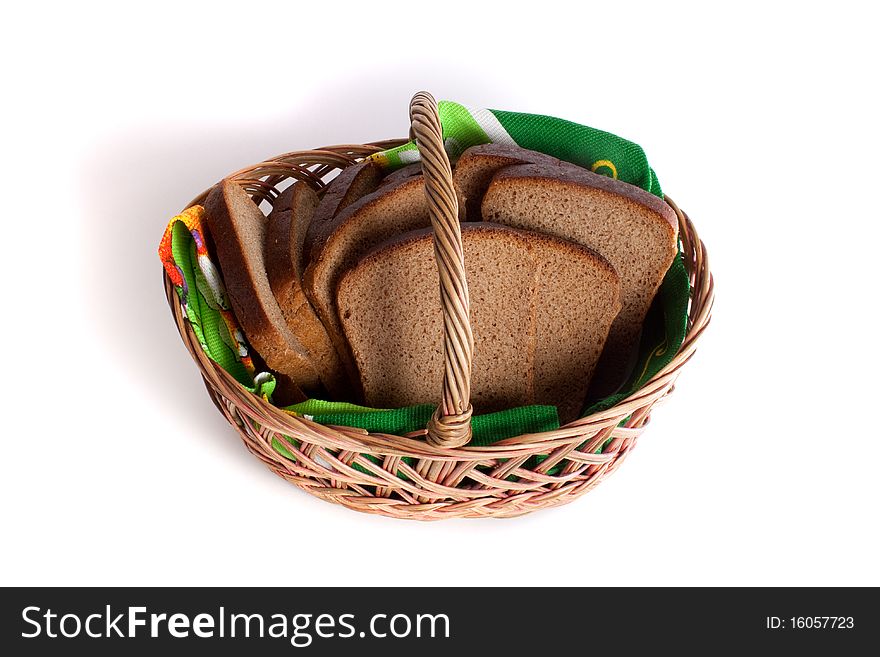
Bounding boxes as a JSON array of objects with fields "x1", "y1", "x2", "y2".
[
  {"x1": 337, "y1": 223, "x2": 621, "y2": 421},
  {"x1": 204, "y1": 180, "x2": 322, "y2": 392},
  {"x1": 378, "y1": 163, "x2": 422, "y2": 187},
  {"x1": 303, "y1": 176, "x2": 432, "y2": 382},
  {"x1": 303, "y1": 160, "x2": 382, "y2": 263},
  {"x1": 266, "y1": 183, "x2": 349, "y2": 397},
  {"x1": 453, "y1": 143, "x2": 563, "y2": 221},
  {"x1": 482, "y1": 163, "x2": 678, "y2": 392}
]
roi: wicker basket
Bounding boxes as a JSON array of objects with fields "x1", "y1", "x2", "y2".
[{"x1": 164, "y1": 93, "x2": 714, "y2": 520}]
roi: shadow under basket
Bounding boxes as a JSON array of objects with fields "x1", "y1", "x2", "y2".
[{"x1": 163, "y1": 93, "x2": 715, "y2": 520}]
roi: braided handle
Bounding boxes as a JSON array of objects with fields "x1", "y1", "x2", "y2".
[{"x1": 409, "y1": 92, "x2": 475, "y2": 449}]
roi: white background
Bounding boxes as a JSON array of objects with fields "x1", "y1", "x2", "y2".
[{"x1": 1, "y1": 1, "x2": 877, "y2": 587}]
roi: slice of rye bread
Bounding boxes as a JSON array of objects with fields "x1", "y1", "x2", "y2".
[
  {"x1": 453, "y1": 143, "x2": 564, "y2": 221},
  {"x1": 378, "y1": 162, "x2": 422, "y2": 187},
  {"x1": 265, "y1": 183, "x2": 349, "y2": 397},
  {"x1": 337, "y1": 223, "x2": 621, "y2": 422},
  {"x1": 204, "y1": 180, "x2": 322, "y2": 393},
  {"x1": 303, "y1": 175, "x2": 434, "y2": 383},
  {"x1": 302, "y1": 160, "x2": 382, "y2": 264},
  {"x1": 481, "y1": 162, "x2": 679, "y2": 391}
]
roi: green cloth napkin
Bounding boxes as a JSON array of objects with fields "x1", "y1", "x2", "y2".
[
  {"x1": 282, "y1": 401, "x2": 560, "y2": 447},
  {"x1": 372, "y1": 101, "x2": 663, "y2": 198}
]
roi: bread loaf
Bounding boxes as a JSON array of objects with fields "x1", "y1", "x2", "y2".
[
  {"x1": 453, "y1": 143, "x2": 563, "y2": 221},
  {"x1": 204, "y1": 180, "x2": 322, "y2": 393},
  {"x1": 302, "y1": 176, "x2": 433, "y2": 380},
  {"x1": 266, "y1": 183, "x2": 349, "y2": 396},
  {"x1": 481, "y1": 162, "x2": 678, "y2": 391},
  {"x1": 337, "y1": 223, "x2": 620, "y2": 421},
  {"x1": 378, "y1": 162, "x2": 422, "y2": 188},
  {"x1": 303, "y1": 160, "x2": 382, "y2": 263}
]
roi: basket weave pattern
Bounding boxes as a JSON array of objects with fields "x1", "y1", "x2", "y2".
[{"x1": 164, "y1": 98, "x2": 714, "y2": 520}]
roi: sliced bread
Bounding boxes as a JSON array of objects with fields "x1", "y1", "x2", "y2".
[
  {"x1": 302, "y1": 176, "x2": 433, "y2": 381},
  {"x1": 337, "y1": 223, "x2": 621, "y2": 421},
  {"x1": 266, "y1": 183, "x2": 349, "y2": 397},
  {"x1": 481, "y1": 163, "x2": 679, "y2": 391},
  {"x1": 204, "y1": 180, "x2": 322, "y2": 392},
  {"x1": 453, "y1": 143, "x2": 563, "y2": 221},
  {"x1": 378, "y1": 162, "x2": 422, "y2": 188},
  {"x1": 303, "y1": 160, "x2": 382, "y2": 263}
]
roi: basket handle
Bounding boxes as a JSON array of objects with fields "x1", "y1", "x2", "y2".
[{"x1": 409, "y1": 92, "x2": 475, "y2": 449}]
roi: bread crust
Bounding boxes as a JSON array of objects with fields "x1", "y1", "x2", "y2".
[
  {"x1": 490, "y1": 162, "x2": 678, "y2": 232},
  {"x1": 453, "y1": 143, "x2": 563, "y2": 220},
  {"x1": 266, "y1": 183, "x2": 349, "y2": 397},
  {"x1": 203, "y1": 180, "x2": 321, "y2": 392},
  {"x1": 378, "y1": 162, "x2": 422, "y2": 187},
  {"x1": 350, "y1": 221, "x2": 618, "y2": 282},
  {"x1": 265, "y1": 184, "x2": 307, "y2": 301},
  {"x1": 303, "y1": 160, "x2": 382, "y2": 261}
]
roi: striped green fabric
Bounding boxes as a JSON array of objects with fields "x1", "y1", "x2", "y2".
[
  {"x1": 281, "y1": 402, "x2": 560, "y2": 448},
  {"x1": 370, "y1": 101, "x2": 662, "y2": 197},
  {"x1": 272, "y1": 404, "x2": 561, "y2": 479}
]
